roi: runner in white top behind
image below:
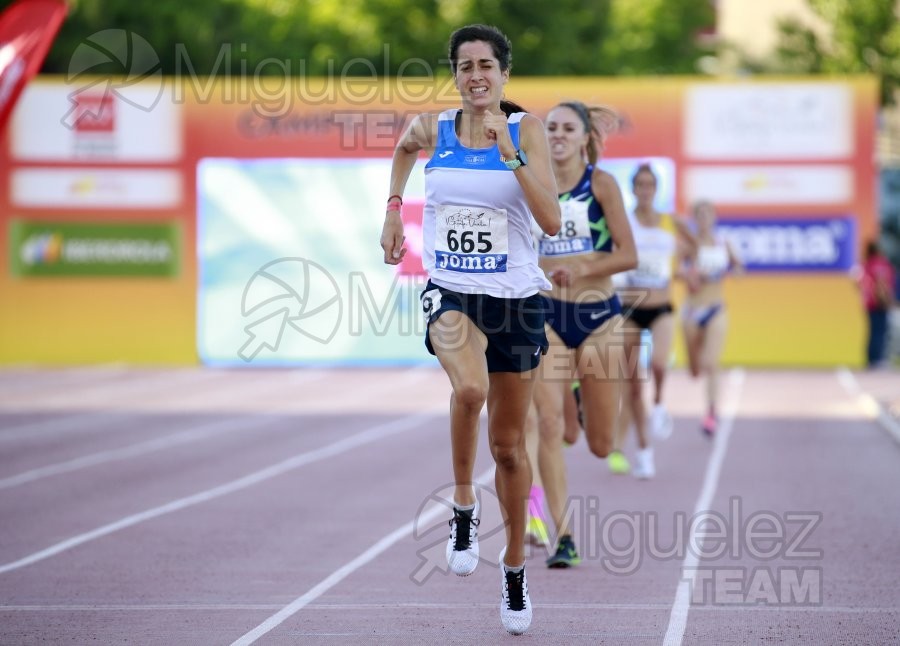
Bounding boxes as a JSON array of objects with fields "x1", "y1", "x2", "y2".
[{"x1": 611, "y1": 163, "x2": 694, "y2": 479}]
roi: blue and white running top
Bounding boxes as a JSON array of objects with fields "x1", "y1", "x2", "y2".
[{"x1": 423, "y1": 109, "x2": 551, "y2": 298}]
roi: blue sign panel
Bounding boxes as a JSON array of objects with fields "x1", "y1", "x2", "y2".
[{"x1": 717, "y1": 217, "x2": 856, "y2": 272}]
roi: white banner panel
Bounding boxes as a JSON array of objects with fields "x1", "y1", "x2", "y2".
[
  {"x1": 685, "y1": 83, "x2": 852, "y2": 160},
  {"x1": 10, "y1": 83, "x2": 181, "y2": 161},
  {"x1": 684, "y1": 165, "x2": 853, "y2": 205},
  {"x1": 12, "y1": 168, "x2": 182, "y2": 208}
]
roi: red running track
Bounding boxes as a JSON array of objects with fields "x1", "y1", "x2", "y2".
[{"x1": 0, "y1": 366, "x2": 898, "y2": 644}]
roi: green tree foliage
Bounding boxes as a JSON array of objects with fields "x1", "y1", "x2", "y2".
[
  {"x1": 42, "y1": 0, "x2": 715, "y2": 79},
  {"x1": 772, "y1": 0, "x2": 900, "y2": 105},
  {"x1": 457, "y1": 0, "x2": 616, "y2": 74},
  {"x1": 598, "y1": 0, "x2": 715, "y2": 74}
]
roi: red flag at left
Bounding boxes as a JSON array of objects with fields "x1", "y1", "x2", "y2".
[{"x1": 0, "y1": 0, "x2": 68, "y2": 132}]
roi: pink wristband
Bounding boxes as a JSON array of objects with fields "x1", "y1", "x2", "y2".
[{"x1": 386, "y1": 202, "x2": 401, "y2": 212}]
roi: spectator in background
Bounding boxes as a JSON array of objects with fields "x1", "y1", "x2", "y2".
[{"x1": 859, "y1": 240, "x2": 896, "y2": 368}]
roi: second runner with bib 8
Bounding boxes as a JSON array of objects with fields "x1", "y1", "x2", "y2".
[{"x1": 526, "y1": 101, "x2": 637, "y2": 569}]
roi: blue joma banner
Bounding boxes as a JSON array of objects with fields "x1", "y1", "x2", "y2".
[{"x1": 717, "y1": 217, "x2": 856, "y2": 272}]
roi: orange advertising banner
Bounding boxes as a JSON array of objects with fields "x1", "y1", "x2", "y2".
[{"x1": 0, "y1": 75, "x2": 879, "y2": 366}]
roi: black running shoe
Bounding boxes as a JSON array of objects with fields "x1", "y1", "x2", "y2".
[{"x1": 446, "y1": 505, "x2": 480, "y2": 576}]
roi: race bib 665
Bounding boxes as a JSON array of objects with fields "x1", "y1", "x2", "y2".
[{"x1": 434, "y1": 205, "x2": 508, "y2": 273}]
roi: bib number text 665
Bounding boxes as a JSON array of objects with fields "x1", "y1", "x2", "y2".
[{"x1": 446, "y1": 229, "x2": 493, "y2": 253}]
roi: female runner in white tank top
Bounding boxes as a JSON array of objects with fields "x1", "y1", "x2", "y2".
[
  {"x1": 612, "y1": 163, "x2": 694, "y2": 479},
  {"x1": 380, "y1": 24, "x2": 561, "y2": 635}
]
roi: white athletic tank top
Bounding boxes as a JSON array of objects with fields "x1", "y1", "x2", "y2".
[
  {"x1": 623, "y1": 212, "x2": 677, "y2": 289},
  {"x1": 695, "y1": 234, "x2": 731, "y2": 281},
  {"x1": 422, "y1": 109, "x2": 551, "y2": 298}
]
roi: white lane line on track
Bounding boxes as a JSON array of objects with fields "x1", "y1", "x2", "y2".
[
  {"x1": 0, "y1": 371, "x2": 325, "y2": 443},
  {"x1": 836, "y1": 368, "x2": 900, "y2": 446},
  {"x1": 0, "y1": 365, "x2": 128, "y2": 394},
  {"x1": 0, "y1": 370, "x2": 336, "y2": 488},
  {"x1": 662, "y1": 367, "x2": 746, "y2": 646},
  {"x1": 0, "y1": 412, "x2": 134, "y2": 446},
  {"x1": 1, "y1": 369, "x2": 225, "y2": 410},
  {"x1": 147, "y1": 366, "x2": 347, "y2": 410},
  {"x1": 0, "y1": 371, "x2": 229, "y2": 442},
  {"x1": 0, "y1": 366, "x2": 431, "y2": 486},
  {"x1": 0, "y1": 412, "x2": 437, "y2": 575},
  {"x1": 1, "y1": 603, "x2": 895, "y2": 613},
  {"x1": 229, "y1": 466, "x2": 497, "y2": 646},
  {"x1": 0, "y1": 415, "x2": 287, "y2": 491}
]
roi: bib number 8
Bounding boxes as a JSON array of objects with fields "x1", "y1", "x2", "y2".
[{"x1": 446, "y1": 229, "x2": 493, "y2": 253}]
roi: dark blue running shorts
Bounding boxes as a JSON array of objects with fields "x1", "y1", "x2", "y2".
[
  {"x1": 420, "y1": 280, "x2": 548, "y2": 373},
  {"x1": 542, "y1": 294, "x2": 622, "y2": 349}
]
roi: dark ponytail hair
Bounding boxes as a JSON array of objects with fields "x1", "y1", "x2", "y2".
[{"x1": 500, "y1": 99, "x2": 526, "y2": 117}]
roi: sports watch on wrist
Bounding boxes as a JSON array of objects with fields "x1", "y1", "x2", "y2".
[{"x1": 502, "y1": 149, "x2": 528, "y2": 171}]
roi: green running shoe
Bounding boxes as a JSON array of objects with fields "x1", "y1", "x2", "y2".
[
  {"x1": 607, "y1": 450, "x2": 630, "y2": 475},
  {"x1": 546, "y1": 535, "x2": 581, "y2": 568}
]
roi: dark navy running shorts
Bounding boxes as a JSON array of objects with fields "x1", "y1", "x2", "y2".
[
  {"x1": 420, "y1": 280, "x2": 548, "y2": 373},
  {"x1": 542, "y1": 294, "x2": 622, "y2": 349}
]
